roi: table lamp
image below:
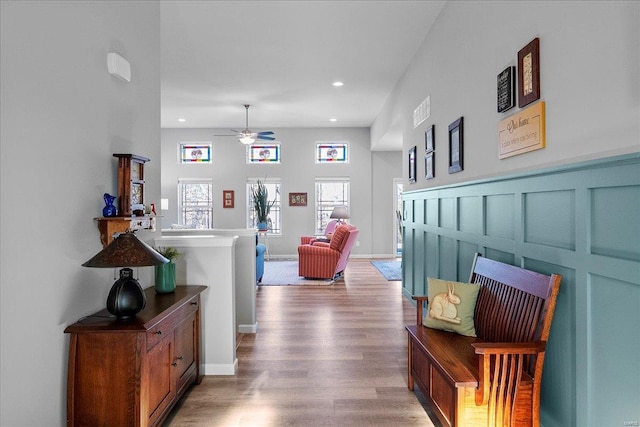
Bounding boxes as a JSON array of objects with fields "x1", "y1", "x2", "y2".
[
  {"x1": 330, "y1": 206, "x2": 350, "y2": 224},
  {"x1": 82, "y1": 232, "x2": 168, "y2": 319}
]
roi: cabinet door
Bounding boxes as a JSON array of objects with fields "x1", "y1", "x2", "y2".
[
  {"x1": 146, "y1": 335, "x2": 175, "y2": 426},
  {"x1": 174, "y1": 313, "x2": 197, "y2": 394}
]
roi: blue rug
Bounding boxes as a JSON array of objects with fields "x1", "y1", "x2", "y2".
[{"x1": 371, "y1": 260, "x2": 402, "y2": 281}]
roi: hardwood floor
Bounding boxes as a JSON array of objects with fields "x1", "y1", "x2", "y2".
[{"x1": 164, "y1": 259, "x2": 437, "y2": 426}]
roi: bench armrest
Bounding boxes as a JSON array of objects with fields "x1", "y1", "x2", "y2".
[
  {"x1": 471, "y1": 341, "x2": 547, "y2": 405},
  {"x1": 411, "y1": 295, "x2": 429, "y2": 326}
]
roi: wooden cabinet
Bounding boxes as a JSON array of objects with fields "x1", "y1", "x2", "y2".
[{"x1": 65, "y1": 285, "x2": 206, "y2": 427}]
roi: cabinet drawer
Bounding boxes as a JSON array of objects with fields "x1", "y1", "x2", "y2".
[{"x1": 146, "y1": 296, "x2": 199, "y2": 350}]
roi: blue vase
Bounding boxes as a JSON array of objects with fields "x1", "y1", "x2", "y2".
[
  {"x1": 257, "y1": 222, "x2": 268, "y2": 231},
  {"x1": 103, "y1": 193, "x2": 117, "y2": 217}
]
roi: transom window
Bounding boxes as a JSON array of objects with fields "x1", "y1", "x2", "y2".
[
  {"x1": 247, "y1": 178, "x2": 282, "y2": 234},
  {"x1": 315, "y1": 179, "x2": 350, "y2": 233},
  {"x1": 178, "y1": 178, "x2": 213, "y2": 229}
]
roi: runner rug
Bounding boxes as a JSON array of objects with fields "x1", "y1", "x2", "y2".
[{"x1": 370, "y1": 260, "x2": 402, "y2": 281}]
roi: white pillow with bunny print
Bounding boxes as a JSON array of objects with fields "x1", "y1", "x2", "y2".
[{"x1": 424, "y1": 277, "x2": 480, "y2": 337}]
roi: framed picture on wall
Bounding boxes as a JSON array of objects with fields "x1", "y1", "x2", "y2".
[
  {"x1": 425, "y1": 125, "x2": 435, "y2": 152},
  {"x1": 448, "y1": 117, "x2": 463, "y2": 174},
  {"x1": 425, "y1": 151, "x2": 435, "y2": 180},
  {"x1": 518, "y1": 37, "x2": 540, "y2": 108},
  {"x1": 223, "y1": 190, "x2": 234, "y2": 208},
  {"x1": 289, "y1": 192, "x2": 307, "y2": 206},
  {"x1": 408, "y1": 146, "x2": 417, "y2": 183}
]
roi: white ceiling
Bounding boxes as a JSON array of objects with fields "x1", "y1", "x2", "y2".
[{"x1": 161, "y1": 1, "x2": 445, "y2": 148}]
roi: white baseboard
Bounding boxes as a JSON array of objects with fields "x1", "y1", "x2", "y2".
[
  {"x1": 238, "y1": 323, "x2": 258, "y2": 333},
  {"x1": 202, "y1": 359, "x2": 238, "y2": 375}
]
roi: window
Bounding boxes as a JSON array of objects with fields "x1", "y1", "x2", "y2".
[
  {"x1": 247, "y1": 143, "x2": 281, "y2": 163},
  {"x1": 316, "y1": 142, "x2": 348, "y2": 163},
  {"x1": 315, "y1": 179, "x2": 350, "y2": 233},
  {"x1": 247, "y1": 178, "x2": 281, "y2": 234},
  {"x1": 178, "y1": 179, "x2": 213, "y2": 228}
]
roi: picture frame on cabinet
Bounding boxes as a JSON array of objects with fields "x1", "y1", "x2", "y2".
[
  {"x1": 408, "y1": 146, "x2": 417, "y2": 183},
  {"x1": 448, "y1": 117, "x2": 463, "y2": 174}
]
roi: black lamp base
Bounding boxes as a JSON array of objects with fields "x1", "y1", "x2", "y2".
[{"x1": 107, "y1": 268, "x2": 147, "y2": 319}]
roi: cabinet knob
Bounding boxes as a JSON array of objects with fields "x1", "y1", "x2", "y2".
[
  {"x1": 171, "y1": 362, "x2": 178, "y2": 367},
  {"x1": 177, "y1": 355, "x2": 183, "y2": 360},
  {"x1": 190, "y1": 301, "x2": 198, "y2": 305},
  {"x1": 155, "y1": 330, "x2": 162, "y2": 335}
]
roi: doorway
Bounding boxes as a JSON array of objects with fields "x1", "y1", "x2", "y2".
[{"x1": 393, "y1": 178, "x2": 403, "y2": 256}]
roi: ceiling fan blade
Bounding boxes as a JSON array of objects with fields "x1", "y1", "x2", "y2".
[
  {"x1": 257, "y1": 135, "x2": 275, "y2": 141},
  {"x1": 257, "y1": 131, "x2": 274, "y2": 136}
]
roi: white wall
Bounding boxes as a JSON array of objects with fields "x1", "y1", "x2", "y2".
[
  {"x1": 372, "y1": 1, "x2": 640, "y2": 188},
  {"x1": 0, "y1": 1, "x2": 160, "y2": 425},
  {"x1": 161, "y1": 127, "x2": 402, "y2": 257}
]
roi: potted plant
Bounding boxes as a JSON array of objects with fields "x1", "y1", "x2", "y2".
[
  {"x1": 252, "y1": 180, "x2": 275, "y2": 231},
  {"x1": 154, "y1": 246, "x2": 181, "y2": 294}
]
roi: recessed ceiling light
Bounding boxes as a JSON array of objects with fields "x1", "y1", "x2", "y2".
[
  {"x1": 332, "y1": 81, "x2": 344, "y2": 87},
  {"x1": 178, "y1": 118, "x2": 186, "y2": 123},
  {"x1": 329, "y1": 118, "x2": 337, "y2": 122}
]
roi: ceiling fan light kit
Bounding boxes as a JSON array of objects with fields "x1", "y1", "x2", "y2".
[{"x1": 215, "y1": 104, "x2": 276, "y2": 144}]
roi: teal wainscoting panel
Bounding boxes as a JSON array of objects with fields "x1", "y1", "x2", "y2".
[
  {"x1": 525, "y1": 190, "x2": 576, "y2": 250},
  {"x1": 524, "y1": 258, "x2": 577, "y2": 427},
  {"x1": 459, "y1": 195, "x2": 482, "y2": 234},
  {"x1": 458, "y1": 242, "x2": 479, "y2": 282},
  {"x1": 485, "y1": 193, "x2": 515, "y2": 240},
  {"x1": 440, "y1": 197, "x2": 456, "y2": 230},
  {"x1": 439, "y1": 236, "x2": 457, "y2": 281},
  {"x1": 426, "y1": 198, "x2": 438, "y2": 226},
  {"x1": 413, "y1": 231, "x2": 426, "y2": 296},
  {"x1": 589, "y1": 274, "x2": 640, "y2": 426},
  {"x1": 425, "y1": 232, "x2": 438, "y2": 281},
  {"x1": 591, "y1": 185, "x2": 640, "y2": 262},
  {"x1": 485, "y1": 248, "x2": 514, "y2": 265},
  {"x1": 401, "y1": 153, "x2": 640, "y2": 427}
]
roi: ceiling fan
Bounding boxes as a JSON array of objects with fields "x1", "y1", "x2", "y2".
[{"x1": 215, "y1": 104, "x2": 275, "y2": 145}]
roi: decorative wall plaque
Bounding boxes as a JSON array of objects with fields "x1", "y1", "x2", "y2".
[
  {"x1": 497, "y1": 66, "x2": 516, "y2": 113},
  {"x1": 518, "y1": 38, "x2": 540, "y2": 108},
  {"x1": 498, "y1": 101, "x2": 545, "y2": 159}
]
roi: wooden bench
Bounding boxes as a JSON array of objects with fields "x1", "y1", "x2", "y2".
[{"x1": 406, "y1": 254, "x2": 561, "y2": 427}]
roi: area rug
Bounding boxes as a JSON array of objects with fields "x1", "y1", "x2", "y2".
[
  {"x1": 259, "y1": 261, "x2": 336, "y2": 286},
  {"x1": 371, "y1": 260, "x2": 402, "y2": 281}
]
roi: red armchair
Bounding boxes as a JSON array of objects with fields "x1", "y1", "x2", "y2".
[{"x1": 298, "y1": 224, "x2": 359, "y2": 279}]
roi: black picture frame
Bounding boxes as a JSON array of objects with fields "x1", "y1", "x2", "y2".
[
  {"x1": 408, "y1": 146, "x2": 417, "y2": 183},
  {"x1": 497, "y1": 66, "x2": 516, "y2": 113},
  {"x1": 425, "y1": 125, "x2": 435, "y2": 152},
  {"x1": 425, "y1": 151, "x2": 435, "y2": 180},
  {"x1": 518, "y1": 37, "x2": 540, "y2": 108},
  {"x1": 448, "y1": 117, "x2": 463, "y2": 174}
]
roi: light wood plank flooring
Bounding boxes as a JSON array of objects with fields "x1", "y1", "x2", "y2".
[{"x1": 165, "y1": 259, "x2": 437, "y2": 426}]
